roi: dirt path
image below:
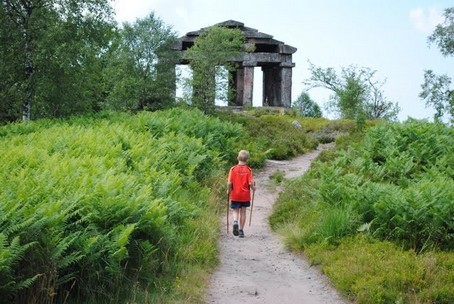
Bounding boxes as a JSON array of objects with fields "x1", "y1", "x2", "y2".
[{"x1": 205, "y1": 144, "x2": 349, "y2": 304}]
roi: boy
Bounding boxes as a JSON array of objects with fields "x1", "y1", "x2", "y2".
[{"x1": 227, "y1": 150, "x2": 255, "y2": 238}]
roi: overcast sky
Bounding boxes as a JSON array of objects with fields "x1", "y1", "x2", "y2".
[{"x1": 113, "y1": 0, "x2": 454, "y2": 121}]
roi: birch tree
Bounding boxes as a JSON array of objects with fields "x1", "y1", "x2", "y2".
[
  {"x1": 0, "y1": 0, "x2": 115, "y2": 122},
  {"x1": 420, "y1": 7, "x2": 454, "y2": 124}
]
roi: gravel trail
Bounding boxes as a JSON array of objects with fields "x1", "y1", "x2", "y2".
[{"x1": 205, "y1": 143, "x2": 349, "y2": 304}]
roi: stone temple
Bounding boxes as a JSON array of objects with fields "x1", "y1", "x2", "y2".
[{"x1": 173, "y1": 20, "x2": 297, "y2": 108}]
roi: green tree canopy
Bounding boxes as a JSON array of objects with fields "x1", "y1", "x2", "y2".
[
  {"x1": 419, "y1": 70, "x2": 453, "y2": 123},
  {"x1": 428, "y1": 7, "x2": 454, "y2": 57},
  {"x1": 304, "y1": 62, "x2": 400, "y2": 122},
  {"x1": 103, "y1": 12, "x2": 178, "y2": 111},
  {"x1": 420, "y1": 7, "x2": 454, "y2": 124},
  {"x1": 292, "y1": 92, "x2": 322, "y2": 118},
  {"x1": 184, "y1": 26, "x2": 246, "y2": 114},
  {"x1": 0, "y1": 0, "x2": 115, "y2": 123}
]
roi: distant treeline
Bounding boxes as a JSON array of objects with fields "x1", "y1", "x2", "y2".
[{"x1": 1, "y1": 2, "x2": 178, "y2": 124}]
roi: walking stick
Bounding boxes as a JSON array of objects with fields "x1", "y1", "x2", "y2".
[
  {"x1": 249, "y1": 183, "x2": 255, "y2": 227},
  {"x1": 226, "y1": 191, "x2": 230, "y2": 234}
]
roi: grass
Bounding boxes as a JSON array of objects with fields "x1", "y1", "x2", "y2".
[
  {"x1": 5, "y1": 107, "x2": 422, "y2": 303},
  {"x1": 214, "y1": 110, "x2": 319, "y2": 167},
  {"x1": 270, "y1": 121, "x2": 454, "y2": 303},
  {"x1": 269, "y1": 169, "x2": 286, "y2": 184},
  {"x1": 305, "y1": 236, "x2": 454, "y2": 304},
  {"x1": 0, "y1": 109, "x2": 232, "y2": 303}
]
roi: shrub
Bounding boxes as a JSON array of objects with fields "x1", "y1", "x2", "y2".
[
  {"x1": 278, "y1": 120, "x2": 454, "y2": 251},
  {"x1": 215, "y1": 111, "x2": 318, "y2": 166},
  {"x1": 0, "y1": 109, "x2": 237, "y2": 303},
  {"x1": 269, "y1": 170, "x2": 285, "y2": 184},
  {"x1": 305, "y1": 236, "x2": 454, "y2": 304},
  {"x1": 271, "y1": 119, "x2": 454, "y2": 303}
]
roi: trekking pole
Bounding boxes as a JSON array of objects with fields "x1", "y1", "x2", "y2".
[
  {"x1": 226, "y1": 191, "x2": 230, "y2": 234},
  {"x1": 249, "y1": 182, "x2": 256, "y2": 227}
]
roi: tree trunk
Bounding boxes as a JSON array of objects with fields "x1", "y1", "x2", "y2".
[
  {"x1": 22, "y1": 3, "x2": 34, "y2": 122},
  {"x1": 23, "y1": 33, "x2": 33, "y2": 121}
]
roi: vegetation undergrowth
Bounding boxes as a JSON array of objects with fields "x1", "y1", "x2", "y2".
[
  {"x1": 0, "y1": 107, "x2": 327, "y2": 303},
  {"x1": 270, "y1": 119, "x2": 454, "y2": 303},
  {"x1": 214, "y1": 109, "x2": 357, "y2": 167},
  {"x1": 0, "y1": 108, "x2": 242, "y2": 303},
  {"x1": 306, "y1": 236, "x2": 454, "y2": 304}
]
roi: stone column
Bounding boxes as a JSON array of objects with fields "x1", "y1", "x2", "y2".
[
  {"x1": 230, "y1": 69, "x2": 244, "y2": 106},
  {"x1": 280, "y1": 67, "x2": 293, "y2": 108},
  {"x1": 242, "y1": 65, "x2": 254, "y2": 107},
  {"x1": 262, "y1": 67, "x2": 281, "y2": 106}
]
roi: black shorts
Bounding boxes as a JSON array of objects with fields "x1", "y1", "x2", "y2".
[{"x1": 230, "y1": 201, "x2": 251, "y2": 209}]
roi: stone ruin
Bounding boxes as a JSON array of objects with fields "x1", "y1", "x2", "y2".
[{"x1": 173, "y1": 20, "x2": 297, "y2": 108}]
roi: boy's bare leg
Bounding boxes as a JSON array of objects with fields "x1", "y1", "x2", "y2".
[
  {"x1": 239, "y1": 207, "x2": 247, "y2": 229},
  {"x1": 232, "y1": 208, "x2": 240, "y2": 235},
  {"x1": 232, "y1": 208, "x2": 239, "y2": 223}
]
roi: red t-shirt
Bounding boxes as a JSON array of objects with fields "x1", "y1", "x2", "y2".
[{"x1": 228, "y1": 164, "x2": 253, "y2": 202}]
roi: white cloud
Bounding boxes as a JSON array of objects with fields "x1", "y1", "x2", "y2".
[
  {"x1": 113, "y1": 0, "x2": 193, "y2": 33},
  {"x1": 409, "y1": 7, "x2": 444, "y2": 34},
  {"x1": 175, "y1": 6, "x2": 188, "y2": 20},
  {"x1": 113, "y1": 0, "x2": 161, "y2": 23}
]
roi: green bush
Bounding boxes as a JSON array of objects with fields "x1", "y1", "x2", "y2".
[
  {"x1": 312, "y1": 207, "x2": 358, "y2": 245},
  {"x1": 269, "y1": 170, "x2": 285, "y2": 184},
  {"x1": 215, "y1": 111, "x2": 318, "y2": 167},
  {"x1": 371, "y1": 175, "x2": 454, "y2": 251},
  {"x1": 275, "y1": 120, "x2": 454, "y2": 251},
  {"x1": 309, "y1": 119, "x2": 357, "y2": 143},
  {"x1": 271, "y1": 119, "x2": 454, "y2": 303},
  {"x1": 305, "y1": 236, "x2": 454, "y2": 304},
  {"x1": 0, "y1": 109, "x2": 238, "y2": 303}
]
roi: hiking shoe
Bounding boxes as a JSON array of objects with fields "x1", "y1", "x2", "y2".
[
  {"x1": 233, "y1": 221, "x2": 239, "y2": 236},
  {"x1": 238, "y1": 229, "x2": 245, "y2": 238}
]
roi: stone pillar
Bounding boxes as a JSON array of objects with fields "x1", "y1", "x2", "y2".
[
  {"x1": 262, "y1": 67, "x2": 281, "y2": 106},
  {"x1": 280, "y1": 67, "x2": 293, "y2": 108},
  {"x1": 242, "y1": 65, "x2": 254, "y2": 107},
  {"x1": 230, "y1": 69, "x2": 244, "y2": 106}
]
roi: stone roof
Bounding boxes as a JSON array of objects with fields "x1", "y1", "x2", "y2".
[{"x1": 175, "y1": 20, "x2": 297, "y2": 54}]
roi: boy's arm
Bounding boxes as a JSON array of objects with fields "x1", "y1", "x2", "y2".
[
  {"x1": 227, "y1": 168, "x2": 233, "y2": 194},
  {"x1": 249, "y1": 169, "x2": 255, "y2": 191},
  {"x1": 227, "y1": 182, "x2": 233, "y2": 194}
]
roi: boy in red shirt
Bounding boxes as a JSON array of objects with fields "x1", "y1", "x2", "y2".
[{"x1": 228, "y1": 150, "x2": 255, "y2": 238}]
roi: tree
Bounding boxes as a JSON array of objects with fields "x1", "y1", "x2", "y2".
[
  {"x1": 185, "y1": 26, "x2": 246, "y2": 114},
  {"x1": 428, "y1": 7, "x2": 454, "y2": 57},
  {"x1": 0, "y1": 4, "x2": 23, "y2": 122},
  {"x1": 0, "y1": 0, "x2": 115, "y2": 122},
  {"x1": 292, "y1": 92, "x2": 322, "y2": 117},
  {"x1": 103, "y1": 12, "x2": 178, "y2": 111},
  {"x1": 419, "y1": 70, "x2": 453, "y2": 122},
  {"x1": 304, "y1": 62, "x2": 400, "y2": 122},
  {"x1": 420, "y1": 7, "x2": 454, "y2": 124}
]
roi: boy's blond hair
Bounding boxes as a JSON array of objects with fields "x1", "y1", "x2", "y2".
[{"x1": 237, "y1": 150, "x2": 250, "y2": 162}]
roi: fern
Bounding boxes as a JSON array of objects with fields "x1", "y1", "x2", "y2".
[
  {"x1": 0, "y1": 235, "x2": 37, "y2": 297},
  {"x1": 272, "y1": 119, "x2": 454, "y2": 252},
  {"x1": 0, "y1": 108, "x2": 239, "y2": 302}
]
